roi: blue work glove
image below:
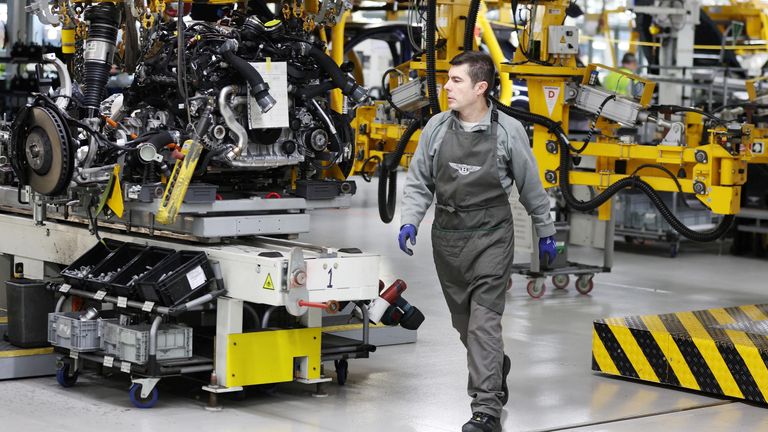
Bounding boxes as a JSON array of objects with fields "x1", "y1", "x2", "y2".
[
  {"x1": 539, "y1": 235, "x2": 557, "y2": 265},
  {"x1": 398, "y1": 224, "x2": 417, "y2": 256}
]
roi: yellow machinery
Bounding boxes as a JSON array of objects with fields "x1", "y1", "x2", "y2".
[
  {"x1": 704, "y1": 0, "x2": 768, "y2": 44},
  {"x1": 498, "y1": 0, "x2": 768, "y2": 238},
  {"x1": 348, "y1": 0, "x2": 520, "y2": 176}
]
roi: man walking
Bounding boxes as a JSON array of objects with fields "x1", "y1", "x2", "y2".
[{"x1": 397, "y1": 51, "x2": 557, "y2": 432}]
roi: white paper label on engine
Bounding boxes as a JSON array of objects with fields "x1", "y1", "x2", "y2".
[
  {"x1": 543, "y1": 85, "x2": 561, "y2": 117},
  {"x1": 117, "y1": 297, "x2": 128, "y2": 308},
  {"x1": 94, "y1": 290, "x2": 107, "y2": 301},
  {"x1": 121, "y1": 361, "x2": 131, "y2": 373},
  {"x1": 247, "y1": 61, "x2": 289, "y2": 129},
  {"x1": 142, "y1": 301, "x2": 155, "y2": 312},
  {"x1": 186, "y1": 265, "x2": 206, "y2": 290},
  {"x1": 59, "y1": 284, "x2": 71, "y2": 293},
  {"x1": 103, "y1": 356, "x2": 114, "y2": 368}
]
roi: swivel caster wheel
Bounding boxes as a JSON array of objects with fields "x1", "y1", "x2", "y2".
[
  {"x1": 552, "y1": 274, "x2": 569, "y2": 290},
  {"x1": 335, "y1": 359, "x2": 349, "y2": 386},
  {"x1": 129, "y1": 383, "x2": 159, "y2": 409},
  {"x1": 527, "y1": 279, "x2": 546, "y2": 299},
  {"x1": 575, "y1": 275, "x2": 594, "y2": 295},
  {"x1": 56, "y1": 363, "x2": 78, "y2": 388}
]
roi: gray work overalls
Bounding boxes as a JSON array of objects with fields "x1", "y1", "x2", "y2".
[{"x1": 431, "y1": 109, "x2": 513, "y2": 417}]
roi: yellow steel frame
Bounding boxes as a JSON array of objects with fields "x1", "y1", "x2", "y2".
[
  {"x1": 501, "y1": 0, "x2": 768, "y2": 219},
  {"x1": 746, "y1": 76, "x2": 768, "y2": 102},
  {"x1": 703, "y1": 1, "x2": 768, "y2": 43},
  {"x1": 347, "y1": 0, "x2": 520, "y2": 176},
  {"x1": 582, "y1": 64, "x2": 657, "y2": 106}
]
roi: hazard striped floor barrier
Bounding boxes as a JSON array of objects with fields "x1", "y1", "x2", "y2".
[{"x1": 592, "y1": 304, "x2": 768, "y2": 403}]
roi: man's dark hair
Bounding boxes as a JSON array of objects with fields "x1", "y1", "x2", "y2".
[
  {"x1": 621, "y1": 52, "x2": 637, "y2": 66},
  {"x1": 449, "y1": 51, "x2": 496, "y2": 97}
]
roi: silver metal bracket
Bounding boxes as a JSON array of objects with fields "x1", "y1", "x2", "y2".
[
  {"x1": 661, "y1": 122, "x2": 686, "y2": 146},
  {"x1": 132, "y1": 377, "x2": 161, "y2": 399},
  {"x1": 25, "y1": 0, "x2": 60, "y2": 26}
]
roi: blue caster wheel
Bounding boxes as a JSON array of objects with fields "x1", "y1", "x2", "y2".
[
  {"x1": 129, "y1": 383, "x2": 159, "y2": 409},
  {"x1": 56, "y1": 363, "x2": 78, "y2": 388}
]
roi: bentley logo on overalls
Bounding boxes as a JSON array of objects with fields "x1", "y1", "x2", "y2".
[{"x1": 449, "y1": 162, "x2": 481, "y2": 176}]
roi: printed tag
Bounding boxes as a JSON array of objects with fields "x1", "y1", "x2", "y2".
[
  {"x1": 120, "y1": 361, "x2": 131, "y2": 373},
  {"x1": 186, "y1": 265, "x2": 206, "y2": 290},
  {"x1": 59, "y1": 284, "x2": 71, "y2": 294},
  {"x1": 103, "y1": 356, "x2": 114, "y2": 368},
  {"x1": 142, "y1": 301, "x2": 155, "y2": 312},
  {"x1": 94, "y1": 290, "x2": 107, "y2": 301},
  {"x1": 117, "y1": 297, "x2": 128, "y2": 308}
]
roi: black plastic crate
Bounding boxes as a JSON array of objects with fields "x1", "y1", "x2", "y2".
[
  {"x1": 86, "y1": 243, "x2": 149, "y2": 292},
  {"x1": 60, "y1": 239, "x2": 124, "y2": 287},
  {"x1": 108, "y1": 246, "x2": 176, "y2": 299},
  {"x1": 138, "y1": 251, "x2": 215, "y2": 306}
]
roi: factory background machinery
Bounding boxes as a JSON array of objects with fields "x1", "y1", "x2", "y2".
[{"x1": 0, "y1": 0, "x2": 768, "y2": 423}]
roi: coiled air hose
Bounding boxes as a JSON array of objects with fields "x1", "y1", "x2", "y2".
[
  {"x1": 426, "y1": 0, "x2": 440, "y2": 116},
  {"x1": 490, "y1": 97, "x2": 734, "y2": 242},
  {"x1": 379, "y1": 120, "x2": 423, "y2": 223},
  {"x1": 82, "y1": 3, "x2": 120, "y2": 117},
  {"x1": 463, "y1": 0, "x2": 480, "y2": 52}
]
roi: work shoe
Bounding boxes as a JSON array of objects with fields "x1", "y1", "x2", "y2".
[
  {"x1": 501, "y1": 354, "x2": 511, "y2": 405},
  {"x1": 462, "y1": 412, "x2": 501, "y2": 432}
]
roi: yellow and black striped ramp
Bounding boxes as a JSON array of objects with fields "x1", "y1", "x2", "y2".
[{"x1": 592, "y1": 305, "x2": 768, "y2": 403}]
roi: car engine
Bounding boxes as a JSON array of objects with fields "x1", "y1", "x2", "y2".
[{"x1": 1, "y1": 1, "x2": 367, "y2": 235}]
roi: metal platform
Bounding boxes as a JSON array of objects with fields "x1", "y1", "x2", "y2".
[
  {"x1": 0, "y1": 185, "x2": 352, "y2": 240},
  {"x1": 0, "y1": 318, "x2": 57, "y2": 380},
  {"x1": 592, "y1": 304, "x2": 768, "y2": 404}
]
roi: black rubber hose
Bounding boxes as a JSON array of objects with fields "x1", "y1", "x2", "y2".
[
  {"x1": 145, "y1": 131, "x2": 175, "y2": 148},
  {"x1": 219, "y1": 41, "x2": 276, "y2": 112},
  {"x1": 378, "y1": 120, "x2": 422, "y2": 223},
  {"x1": 463, "y1": 0, "x2": 480, "y2": 52},
  {"x1": 426, "y1": 0, "x2": 440, "y2": 115},
  {"x1": 490, "y1": 97, "x2": 734, "y2": 242},
  {"x1": 292, "y1": 42, "x2": 368, "y2": 104},
  {"x1": 82, "y1": 3, "x2": 119, "y2": 116},
  {"x1": 386, "y1": 119, "x2": 422, "y2": 171},
  {"x1": 378, "y1": 168, "x2": 398, "y2": 223},
  {"x1": 296, "y1": 81, "x2": 337, "y2": 100}
]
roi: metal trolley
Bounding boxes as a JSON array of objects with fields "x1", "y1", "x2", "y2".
[
  {"x1": 49, "y1": 283, "x2": 225, "y2": 408},
  {"x1": 510, "y1": 219, "x2": 614, "y2": 299}
]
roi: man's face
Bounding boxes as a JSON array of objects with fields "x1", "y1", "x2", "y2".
[
  {"x1": 625, "y1": 60, "x2": 638, "y2": 73},
  {"x1": 444, "y1": 64, "x2": 487, "y2": 111}
]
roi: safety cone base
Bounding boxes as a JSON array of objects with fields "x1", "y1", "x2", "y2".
[{"x1": 592, "y1": 304, "x2": 768, "y2": 404}]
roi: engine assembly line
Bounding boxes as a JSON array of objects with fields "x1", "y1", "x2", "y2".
[{"x1": 1, "y1": 0, "x2": 768, "y2": 429}]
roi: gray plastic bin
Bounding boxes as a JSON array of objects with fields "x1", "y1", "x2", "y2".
[
  {"x1": 100, "y1": 322, "x2": 192, "y2": 364},
  {"x1": 47, "y1": 312, "x2": 117, "y2": 352}
]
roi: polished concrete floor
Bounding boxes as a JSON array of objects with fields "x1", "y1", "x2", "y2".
[{"x1": 3, "y1": 178, "x2": 768, "y2": 431}]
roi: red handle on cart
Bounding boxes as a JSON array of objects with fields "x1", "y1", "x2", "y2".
[{"x1": 298, "y1": 300, "x2": 340, "y2": 314}]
